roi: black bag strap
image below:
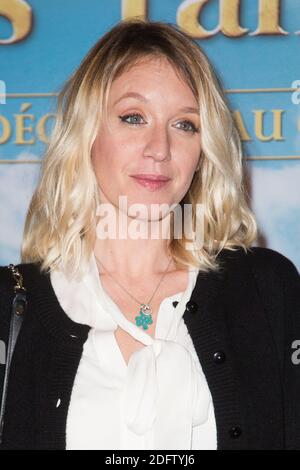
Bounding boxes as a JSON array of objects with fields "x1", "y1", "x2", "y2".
[{"x1": 0, "y1": 264, "x2": 27, "y2": 444}]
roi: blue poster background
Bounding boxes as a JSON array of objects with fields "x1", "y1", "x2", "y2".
[{"x1": 0, "y1": 0, "x2": 299, "y2": 268}]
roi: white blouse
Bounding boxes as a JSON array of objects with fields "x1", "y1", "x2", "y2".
[{"x1": 50, "y1": 252, "x2": 217, "y2": 450}]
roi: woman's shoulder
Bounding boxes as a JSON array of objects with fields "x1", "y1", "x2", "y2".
[
  {"x1": 247, "y1": 245, "x2": 298, "y2": 268},
  {"x1": 0, "y1": 261, "x2": 44, "y2": 275},
  {"x1": 0, "y1": 263, "x2": 35, "y2": 327},
  {"x1": 216, "y1": 246, "x2": 299, "y2": 311},
  {"x1": 231, "y1": 247, "x2": 300, "y2": 316},
  {"x1": 0, "y1": 262, "x2": 55, "y2": 332},
  {"x1": 244, "y1": 246, "x2": 299, "y2": 285},
  {"x1": 0, "y1": 262, "x2": 47, "y2": 294},
  {"x1": 220, "y1": 245, "x2": 299, "y2": 280}
]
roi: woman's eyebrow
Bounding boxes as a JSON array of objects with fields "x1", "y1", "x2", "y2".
[
  {"x1": 113, "y1": 92, "x2": 148, "y2": 106},
  {"x1": 113, "y1": 92, "x2": 199, "y2": 114}
]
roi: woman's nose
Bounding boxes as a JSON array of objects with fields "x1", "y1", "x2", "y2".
[{"x1": 142, "y1": 124, "x2": 171, "y2": 162}]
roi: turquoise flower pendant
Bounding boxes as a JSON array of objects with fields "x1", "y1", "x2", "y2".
[{"x1": 135, "y1": 304, "x2": 153, "y2": 330}]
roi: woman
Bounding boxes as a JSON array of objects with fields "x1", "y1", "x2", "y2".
[{"x1": 0, "y1": 18, "x2": 299, "y2": 450}]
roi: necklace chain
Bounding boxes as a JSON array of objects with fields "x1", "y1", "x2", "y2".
[{"x1": 94, "y1": 254, "x2": 173, "y2": 308}]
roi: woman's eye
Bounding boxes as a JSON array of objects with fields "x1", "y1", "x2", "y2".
[
  {"x1": 119, "y1": 113, "x2": 144, "y2": 125},
  {"x1": 177, "y1": 120, "x2": 199, "y2": 134},
  {"x1": 118, "y1": 114, "x2": 199, "y2": 134}
]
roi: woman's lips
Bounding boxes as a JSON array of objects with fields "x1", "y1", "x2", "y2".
[{"x1": 130, "y1": 175, "x2": 171, "y2": 191}]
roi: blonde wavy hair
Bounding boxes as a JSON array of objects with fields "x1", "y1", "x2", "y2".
[{"x1": 21, "y1": 18, "x2": 258, "y2": 280}]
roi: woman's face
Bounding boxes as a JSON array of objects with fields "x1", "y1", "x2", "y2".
[{"x1": 91, "y1": 56, "x2": 201, "y2": 220}]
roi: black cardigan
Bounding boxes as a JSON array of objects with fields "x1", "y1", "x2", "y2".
[{"x1": 0, "y1": 246, "x2": 299, "y2": 450}]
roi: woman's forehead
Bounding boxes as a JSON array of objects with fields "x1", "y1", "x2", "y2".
[
  {"x1": 112, "y1": 56, "x2": 182, "y2": 82},
  {"x1": 108, "y1": 59, "x2": 198, "y2": 105}
]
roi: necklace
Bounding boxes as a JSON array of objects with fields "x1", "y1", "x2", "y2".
[{"x1": 94, "y1": 254, "x2": 173, "y2": 331}]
